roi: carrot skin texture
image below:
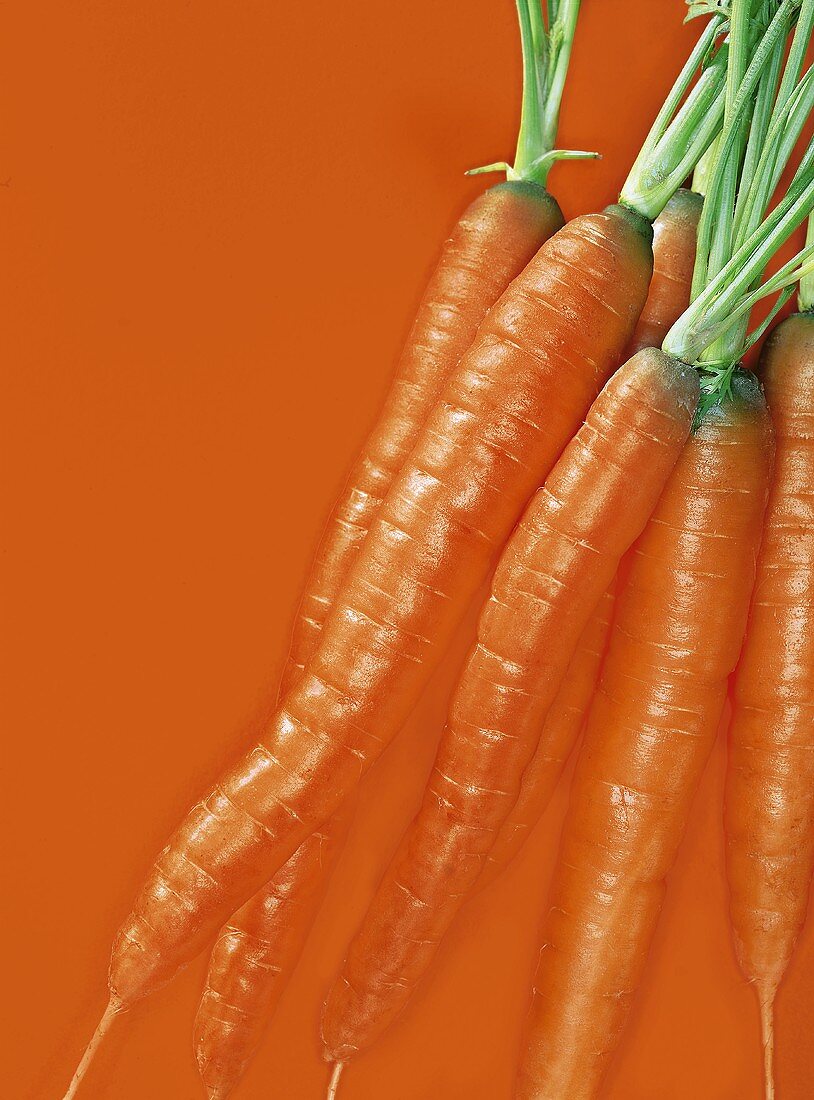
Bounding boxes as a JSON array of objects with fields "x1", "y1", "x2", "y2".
[
  {"x1": 479, "y1": 583, "x2": 616, "y2": 888},
  {"x1": 321, "y1": 351, "x2": 699, "y2": 1062},
  {"x1": 626, "y1": 188, "x2": 702, "y2": 357},
  {"x1": 280, "y1": 182, "x2": 565, "y2": 694},
  {"x1": 726, "y1": 316, "x2": 814, "y2": 1031},
  {"x1": 194, "y1": 815, "x2": 350, "y2": 1100},
  {"x1": 108, "y1": 205, "x2": 653, "y2": 1006},
  {"x1": 516, "y1": 374, "x2": 773, "y2": 1100}
]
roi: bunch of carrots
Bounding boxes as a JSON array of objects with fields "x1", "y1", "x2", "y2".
[{"x1": 59, "y1": 1, "x2": 814, "y2": 1097}]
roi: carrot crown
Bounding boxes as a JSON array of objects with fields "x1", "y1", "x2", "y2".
[
  {"x1": 468, "y1": 0, "x2": 596, "y2": 188},
  {"x1": 663, "y1": 0, "x2": 814, "y2": 413}
]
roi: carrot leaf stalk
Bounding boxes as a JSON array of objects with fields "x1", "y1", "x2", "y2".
[
  {"x1": 799, "y1": 212, "x2": 814, "y2": 310},
  {"x1": 467, "y1": 0, "x2": 597, "y2": 185},
  {"x1": 663, "y1": 0, "x2": 814, "y2": 415},
  {"x1": 620, "y1": 12, "x2": 729, "y2": 221}
]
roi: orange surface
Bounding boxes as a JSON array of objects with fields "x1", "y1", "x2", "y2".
[{"x1": 4, "y1": 2, "x2": 813, "y2": 1098}]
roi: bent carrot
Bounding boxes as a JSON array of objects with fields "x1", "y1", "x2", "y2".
[
  {"x1": 725, "y1": 310, "x2": 814, "y2": 1098},
  {"x1": 515, "y1": 373, "x2": 773, "y2": 1100},
  {"x1": 193, "y1": 811, "x2": 351, "y2": 1100},
  {"x1": 626, "y1": 187, "x2": 703, "y2": 356},
  {"x1": 320, "y1": 349, "x2": 699, "y2": 1076}
]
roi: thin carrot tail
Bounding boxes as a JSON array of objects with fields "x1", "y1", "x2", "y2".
[
  {"x1": 61, "y1": 998, "x2": 123, "y2": 1100},
  {"x1": 326, "y1": 1062, "x2": 345, "y2": 1100},
  {"x1": 759, "y1": 991, "x2": 776, "y2": 1100}
]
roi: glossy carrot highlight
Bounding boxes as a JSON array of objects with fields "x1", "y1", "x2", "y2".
[
  {"x1": 725, "y1": 313, "x2": 814, "y2": 1098},
  {"x1": 321, "y1": 349, "x2": 698, "y2": 1073},
  {"x1": 515, "y1": 374, "x2": 773, "y2": 1100}
]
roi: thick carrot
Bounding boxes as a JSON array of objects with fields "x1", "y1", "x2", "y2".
[
  {"x1": 194, "y1": 809, "x2": 351, "y2": 1100},
  {"x1": 479, "y1": 583, "x2": 616, "y2": 888},
  {"x1": 515, "y1": 373, "x2": 773, "y2": 1100},
  {"x1": 320, "y1": 350, "x2": 698, "y2": 1076},
  {"x1": 725, "y1": 312, "x2": 814, "y2": 1098},
  {"x1": 105, "y1": 204, "x2": 652, "y2": 1015},
  {"x1": 279, "y1": 184, "x2": 563, "y2": 695},
  {"x1": 626, "y1": 187, "x2": 703, "y2": 356}
]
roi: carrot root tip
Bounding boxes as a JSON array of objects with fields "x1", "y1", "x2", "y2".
[
  {"x1": 61, "y1": 997, "x2": 124, "y2": 1100},
  {"x1": 759, "y1": 995, "x2": 776, "y2": 1100},
  {"x1": 326, "y1": 1062, "x2": 345, "y2": 1100}
]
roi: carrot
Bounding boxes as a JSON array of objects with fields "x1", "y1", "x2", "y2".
[
  {"x1": 320, "y1": 349, "x2": 699, "y2": 1081},
  {"x1": 626, "y1": 187, "x2": 703, "y2": 356},
  {"x1": 193, "y1": 810, "x2": 350, "y2": 1100},
  {"x1": 517, "y1": 6, "x2": 814, "y2": 1092},
  {"x1": 279, "y1": 0, "x2": 597, "y2": 696},
  {"x1": 481, "y1": 177, "x2": 703, "y2": 890},
  {"x1": 515, "y1": 373, "x2": 772, "y2": 1099},
  {"x1": 63, "y1": 8, "x2": 732, "y2": 1092},
  {"x1": 479, "y1": 583, "x2": 616, "y2": 887},
  {"x1": 725, "y1": 308, "x2": 814, "y2": 1099}
]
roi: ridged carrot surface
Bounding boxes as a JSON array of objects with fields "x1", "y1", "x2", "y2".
[
  {"x1": 321, "y1": 349, "x2": 698, "y2": 1069},
  {"x1": 280, "y1": 182, "x2": 563, "y2": 694},
  {"x1": 515, "y1": 373, "x2": 773, "y2": 1100},
  {"x1": 626, "y1": 187, "x2": 702, "y2": 357},
  {"x1": 479, "y1": 584, "x2": 616, "y2": 888},
  {"x1": 725, "y1": 314, "x2": 814, "y2": 1095},
  {"x1": 193, "y1": 810, "x2": 351, "y2": 1100},
  {"x1": 101, "y1": 204, "x2": 651, "y2": 1009}
]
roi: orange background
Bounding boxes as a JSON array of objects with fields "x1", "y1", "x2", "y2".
[{"x1": 4, "y1": 1, "x2": 813, "y2": 1097}]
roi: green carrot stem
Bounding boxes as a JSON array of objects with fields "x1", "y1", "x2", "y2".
[
  {"x1": 469, "y1": 0, "x2": 588, "y2": 187},
  {"x1": 800, "y1": 216, "x2": 814, "y2": 311}
]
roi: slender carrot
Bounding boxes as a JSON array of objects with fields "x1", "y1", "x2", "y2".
[
  {"x1": 517, "y1": 5, "x2": 814, "y2": 1092},
  {"x1": 515, "y1": 374, "x2": 773, "y2": 1099},
  {"x1": 725, "y1": 308, "x2": 814, "y2": 1099},
  {"x1": 193, "y1": 811, "x2": 351, "y2": 1100},
  {"x1": 626, "y1": 188, "x2": 703, "y2": 356},
  {"x1": 279, "y1": 0, "x2": 594, "y2": 695},
  {"x1": 64, "y1": 7, "x2": 731, "y2": 1090},
  {"x1": 479, "y1": 583, "x2": 616, "y2": 888},
  {"x1": 482, "y1": 172, "x2": 703, "y2": 890},
  {"x1": 321, "y1": 349, "x2": 699, "y2": 1074}
]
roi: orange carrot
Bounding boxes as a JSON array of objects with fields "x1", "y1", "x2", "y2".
[
  {"x1": 193, "y1": 810, "x2": 351, "y2": 1100},
  {"x1": 725, "y1": 312, "x2": 814, "y2": 1098},
  {"x1": 106, "y1": 204, "x2": 651, "y2": 1015},
  {"x1": 479, "y1": 584, "x2": 616, "y2": 888},
  {"x1": 515, "y1": 374, "x2": 773, "y2": 1099},
  {"x1": 320, "y1": 350, "x2": 698, "y2": 1079},
  {"x1": 481, "y1": 180, "x2": 702, "y2": 889},
  {"x1": 626, "y1": 187, "x2": 703, "y2": 356},
  {"x1": 280, "y1": 183, "x2": 562, "y2": 695}
]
